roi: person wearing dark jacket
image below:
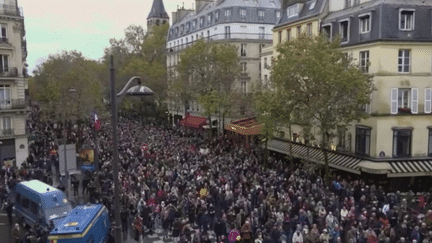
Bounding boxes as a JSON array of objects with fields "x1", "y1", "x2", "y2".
[
  {"x1": 214, "y1": 219, "x2": 226, "y2": 242},
  {"x1": 121, "y1": 206, "x2": 129, "y2": 238},
  {"x1": 5, "y1": 200, "x2": 14, "y2": 225}
]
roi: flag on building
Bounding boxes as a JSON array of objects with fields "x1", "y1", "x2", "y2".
[{"x1": 94, "y1": 113, "x2": 101, "y2": 130}]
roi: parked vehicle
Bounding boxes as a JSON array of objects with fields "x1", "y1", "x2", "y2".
[
  {"x1": 47, "y1": 204, "x2": 110, "y2": 243},
  {"x1": 12, "y1": 180, "x2": 72, "y2": 230}
]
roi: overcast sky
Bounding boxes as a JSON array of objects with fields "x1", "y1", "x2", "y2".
[{"x1": 20, "y1": 0, "x2": 196, "y2": 74}]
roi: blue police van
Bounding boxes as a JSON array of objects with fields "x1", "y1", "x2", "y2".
[
  {"x1": 47, "y1": 204, "x2": 110, "y2": 243},
  {"x1": 12, "y1": 180, "x2": 73, "y2": 230}
]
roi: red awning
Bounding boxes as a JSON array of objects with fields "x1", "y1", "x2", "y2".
[
  {"x1": 225, "y1": 117, "x2": 262, "y2": 135},
  {"x1": 179, "y1": 114, "x2": 207, "y2": 128}
]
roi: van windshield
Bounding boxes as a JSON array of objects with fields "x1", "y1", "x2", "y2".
[{"x1": 45, "y1": 204, "x2": 72, "y2": 221}]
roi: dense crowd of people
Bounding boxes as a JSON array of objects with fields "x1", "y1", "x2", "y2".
[{"x1": 2, "y1": 104, "x2": 432, "y2": 243}]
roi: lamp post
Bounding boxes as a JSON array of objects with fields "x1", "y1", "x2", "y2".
[
  {"x1": 62, "y1": 88, "x2": 76, "y2": 199},
  {"x1": 110, "y1": 55, "x2": 154, "y2": 243}
]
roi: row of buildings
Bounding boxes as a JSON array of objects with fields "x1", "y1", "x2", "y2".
[
  {"x1": 0, "y1": 0, "x2": 28, "y2": 169},
  {"x1": 155, "y1": 0, "x2": 432, "y2": 185}
]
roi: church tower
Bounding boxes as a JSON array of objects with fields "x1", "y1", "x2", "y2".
[{"x1": 147, "y1": 0, "x2": 169, "y2": 32}]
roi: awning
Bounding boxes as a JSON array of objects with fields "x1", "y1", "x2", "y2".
[
  {"x1": 225, "y1": 117, "x2": 263, "y2": 135},
  {"x1": 179, "y1": 114, "x2": 207, "y2": 128},
  {"x1": 267, "y1": 138, "x2": 432, "y2": 178},
  {"x1": 387, "y1": 160, "x2": 432, "y2": 177},
  {"x1": 267, "y1": 139, "x2": 362, "y2": 174}
]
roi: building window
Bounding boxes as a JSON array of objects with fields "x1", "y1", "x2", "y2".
[
  {"x1": 390, "y1": 88, "x2": 418, "y2": 114},
  {"x1": 297, "y1": 26, "x2": 301, "y2": 36},
  {"x1": 399, "y1": 10, "x2": 414, "y2": 31},
  {"x1": 337, "y1": 127, "x2": 346, "y2": 148},
  {"x1": 359, "y1": 14, "x2": 371, "y2": 33},
  {"x1": 193, "y1": 20, "x2": 197, "y2": 30},
  {"x1": 398, "y1": 49, "x2": 410, "y2": 73},
  {"x1": 241, "y1": 82, "x2": 246, "y2": 94},
  {"x1": 0, "y1": 24, "x2": 6, "y2": 42},
  {"x1": 200, "y1": 17, "x2": 204, "y2": 27},
  {"x1": 241, "y1": 62, "x2": 247, "y2": 73},
  {"x1": 307, "y1": 23, "x2": 312, "y2": 36},
  {"x1": 240, "y1": 44, "x2": 246, "y2": 57},
  {"x1": 225, "y1": 26, "x2": 230, "y2": 39},
  {"x1": 287, "y1": 28, "x2": 291, "y2": 41},
  {"x1": 259, "y1": 27, "x2": 265, "y2": 39},
  {"x1": 287, "y1": 4, "x2": 300, "y2": 18},
  {"x1": 425, "y1": 88, "x2": 432, "y2": 114},
  {"x1": 0, "y1": 55, "x2": 8, "y2": 73},
  {"x1": 225, "y1": 9, "x2": 232, "y2": 17},
  {"x1": 215, "y1": 11, "x2": 219, "y2": 22},
  {"x1": 393, "y1": 129, "x2": 412, "y2": 157},
  {"x1": 360, "y1": 51, "x2": 369, "y2": 73},
  {"x1": 309, "y1": 0, "x2": 316, "y2": 10},
  {"x1": 240, "y1": 9, "x2": 246, "y2": 19},
  {"x1": 191, "y1": 36, "x2": 194, "y2": 43},
  {"x1": 322, "y1": 24, "x2": 331, "y2": 40},
  {"x1": 339, "y1": 20, "x2": 349, "y2": 43},
  {"x1": 208, "y1": 14, "x2": 212, "y2": 25},
  {"x1": 2, "y1": 117, "x2": 12, "y2": 135},
  {"x1": 180, "y1": 25, "x2": 184, "y2": 34},
  {"x1": 356, "y1": 126, "x2": 371, "y2": 156},
  {"x1": 429, "y1": 128, "x2": 432, "y2": 156},
  {"x1": 276, "y1": 10, "x2": 281, "y2": 19},
  {"x1": 345, "y1": 0, "x2": 351, "y2": 8},
  {"x1": 259, "y1": 44, "x2": 265, "y2": 53},
  {"x1": 278, "y1": 31, "x2": 282, "y2": 43},
  {"x1": 258, "y1": 10, "x2": 265, "y2": 20},
  {"x1": 0, "y1": 84, "x2": 11, "y2": 107},
  {"x1": 186, "y1": 22, "x2": 190, "y2": 32}
]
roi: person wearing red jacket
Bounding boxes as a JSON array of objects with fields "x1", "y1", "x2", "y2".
[{"x1": 134, "y1": 214, "x2": 143, "y2": 242}]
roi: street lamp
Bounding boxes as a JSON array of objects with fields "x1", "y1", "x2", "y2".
[{"x1": 110, "y1": 55, "x2": 154, "y2": 243}]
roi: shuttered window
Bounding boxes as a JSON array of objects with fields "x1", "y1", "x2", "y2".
[
  {"x1": 425, "y1": 88, "x2": 432, "y2": 114},
  {"x1": 390, "y1": 88, "x2": 398, "y2": 114},
  {"x1": 411, "y1": 88, "x2": 418, "y2": 114}
]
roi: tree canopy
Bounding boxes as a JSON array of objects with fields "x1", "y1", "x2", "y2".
[{"x1": 270, "y1": 33, "x2": 374, "y2": 183}]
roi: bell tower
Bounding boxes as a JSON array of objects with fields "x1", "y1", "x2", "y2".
[{"x1": 147, "y1": 0, "x2": 170, "y2": 32}]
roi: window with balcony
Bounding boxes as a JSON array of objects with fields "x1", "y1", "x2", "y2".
[
  {"x1": 393, "y1": 129, "x2": 412, "y2": 157},
  {"x1": 241, "y1": 44, "x2": 246, "y2": 57},
  {"x1": 390, "y1": 88, "x2": 418, "y2": 114},
  {"x1": 399, "y1": 10, "x2": 414, "y2": 31},
  {"x1": 258, "y1": 10, "x2": 265, "y2": 21},
  {"x1": 339, "y1": 20, "x2": 349, "y2": 43},
  {"x1": 356, "y1": 126, "x2": 370, "y2": 156},
  {"x1": 398, "y1": 49, "x2": 410, "y2": 73},
  {"x1": 1, "y1": 116, "x2": 12, "y2": 136},
  {"x1": 359, "y1": 50, "x2": 369, "y2": 73},
  {"x1": 0, "y1": 84, "x2": 10, "y2": 109},
  {"x1": 0, "y1": 54, "x2": 9, "y2": 73},
  {"x1": 359, "y1": 14, "x2": 371, "y2": 34}
]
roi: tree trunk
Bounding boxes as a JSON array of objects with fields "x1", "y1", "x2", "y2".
[
  {"x1": 288, "y1": 123, "x2": 293, "y2": 167},
  {"x1": 322, "y1": 132, "x2": 330, "y2": 186}
]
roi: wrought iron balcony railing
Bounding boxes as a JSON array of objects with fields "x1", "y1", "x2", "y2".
[
  {"x1": 0, "y1": 128, "x2": 14, "y2": 137},
  {"x1": 167, "y1": 33, "x2": 272, "y2": 53},
  {"x1": 0, "y1": 99, "x2": 28, "y2": 110},
  {"x1": 0, "y1": 67, "x2": 18, "y2": 77}
]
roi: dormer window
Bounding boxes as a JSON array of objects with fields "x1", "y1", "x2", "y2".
[
  {"x1": 215, "y1": 11, "x2": 219, "y2": 22},
  {"x1": 193, "y1": 20, "x2": 197, "y2": 30},
  {"x1": 240, "y1": 9, "x2": 247, "y2": 19},
  {"x1": 180, "y1": 25, "x2": 184, "y2": 34},
  {"x1": 200, "y1": 17, "x2": 204, "y2": 27},
  {"x1": 276, "y1": 10, "x2": 281, "y2": 19},
  {"x1": 399, "y1": 9, "x2": 415, "y2": 31},
  {"x1": 225, "y1": 9, "x2": 232, "y2": 17},
  {"x1": 359, "y1": 13, "x2": 371, "y2": 34},
  {"x1": 186, "y1": 22, "x2": 190, "y2": 32},
  {"x1": 258, "y1": 10, "x2": 265, "y2": 21},
  {"x1": 207, "y1": 14, "x2": 212, "y2": 25},
  {"x1": 175, "y1": 27, "x2": 179, "y2": 36},
  {"x1": 287, "y1": 4, "x2": 302, "y2": 18},
  {"x1": 309, "y1": 0, "x2": 316, "y2": 10},
  {"x1": 339, "y1": 19, "x2": 350, "y2": 43}
]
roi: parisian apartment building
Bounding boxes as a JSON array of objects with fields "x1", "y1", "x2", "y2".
[
  {"x1": 266, "y1": 0, "x2": 432, "y2": 187},
  {"x1": 0, "y1": 0, "x2": 28, "y2": 168},
  {"x1": 164, "y1": 0, "x2": 281, "y2": 126}
]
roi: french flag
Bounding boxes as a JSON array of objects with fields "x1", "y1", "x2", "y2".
[{"x1": 94, "y1": 113, "x2": 101, "y2": 130}]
